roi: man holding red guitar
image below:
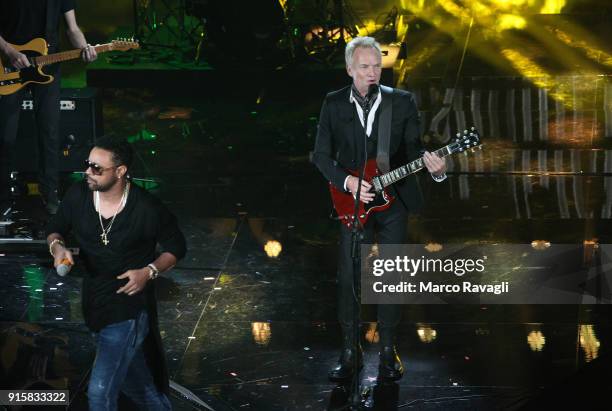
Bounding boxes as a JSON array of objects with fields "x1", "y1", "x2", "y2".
[
  {"x1": 313, "y1": 36, "x2": 447, "y2": 382},
  {"x1": 0, "y1": 0, "x2": 97, "y2": 214}
]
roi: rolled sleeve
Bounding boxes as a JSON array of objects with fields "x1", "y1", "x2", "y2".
[
  {"x1": 155, "y1": 203, "x2": 187, "y2": 261},
  {"x1": 61, "y1": 0, "x2": 76, "y2": 13}
]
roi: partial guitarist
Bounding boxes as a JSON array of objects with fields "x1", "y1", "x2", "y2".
[
  {"x1": 312, "y1": 36, "x2": 447, "y2": 382},
  {"x1": 0, "y1": 0, "x2": 97, "y2": 214}
]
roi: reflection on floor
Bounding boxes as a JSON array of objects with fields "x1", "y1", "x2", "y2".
[
  {"x1": 2, "y1": 74, "x2": 612, "y2": 409},
  {"x1": 1, "y1": 216, "x2": 611, "y2": 409}
]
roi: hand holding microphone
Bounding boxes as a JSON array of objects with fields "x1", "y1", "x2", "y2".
[
  {"x1": 51, "y1": 240, "x2": 74, "y2": 277},
  {"x1": 56, "y1": 258, "x2": 73, "y2": 277}
]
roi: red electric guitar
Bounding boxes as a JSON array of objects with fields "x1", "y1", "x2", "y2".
[{"x1": 329, "y1": 128, "x2": 481, "y2": 228}]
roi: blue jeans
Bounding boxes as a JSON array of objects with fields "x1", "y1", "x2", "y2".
[{"x1": 88, "y1": 310, "x2": 171, "y2": 411}]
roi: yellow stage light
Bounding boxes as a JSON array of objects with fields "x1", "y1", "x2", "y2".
[
  {"x1": 264, "y1": 240, "x2": 282, "y2": 258},
  {"x1": 496, "y1": 14, "x2": 526, "y2": 31},
  {"x1": 527, "y1": 330, "x2": 546, "y2": 351},
  {"x1": 579, "y1": 324, "x2": 601, "y2": 362}
]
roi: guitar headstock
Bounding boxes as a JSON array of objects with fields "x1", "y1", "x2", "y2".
[
  {"x1": 450, "y1": 127, "x2": 481, "y2": 154},
  {"x1": 110, "y1": 38, "x2": 140, "y2": 51}
]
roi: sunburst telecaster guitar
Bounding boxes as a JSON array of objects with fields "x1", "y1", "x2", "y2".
[
  {"x1": 0, "y1": 38, "x2": 139, "y2": 95},
  {"x1": 329, "y1": 128, "x2": 482, "y2": 228}
]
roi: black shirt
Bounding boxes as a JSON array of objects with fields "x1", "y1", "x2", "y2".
[
  {"x1": 46, "y1": 181, "x2": 187, "y2": 331},
  {"x1": 0, "y1": 0, "x2": 75, "y2": 48}
]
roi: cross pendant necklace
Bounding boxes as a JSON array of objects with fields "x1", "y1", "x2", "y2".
[{"x1": 95, "y1": 182, "x2": 130, "y2": 246}]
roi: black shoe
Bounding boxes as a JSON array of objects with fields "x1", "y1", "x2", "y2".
[
  {"x1": 378, "y1": 346, "x2": 403, "y2": 381},
  {"x1": 328, "y1": 346, "x2": 363, "y2": 382}
]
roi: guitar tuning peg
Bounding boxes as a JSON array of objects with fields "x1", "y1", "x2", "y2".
[
  {"x1": 463, "y1": 129, "x2": 468, "y2": 134},
  {"x1": 456, "y1": 133, "x2": 460, "y2": 137}
]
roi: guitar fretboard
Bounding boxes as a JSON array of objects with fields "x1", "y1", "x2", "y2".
[
  {"x1": 33, "y1": 44, "x2": 113, "y2": 66},
  {"x1": 377, "y1": 145, "x2": 453, "y2": 188}
]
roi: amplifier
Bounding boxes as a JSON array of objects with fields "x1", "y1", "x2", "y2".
[{"x1": 15, "y1": 87, "x2": 103, "y2": 172}]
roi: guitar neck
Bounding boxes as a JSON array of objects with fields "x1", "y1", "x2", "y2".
[
  {"x1": 377, "y1": 145, "x2": 453, "y2": 188},
  {"x1": 34, "y1": 43, "x2": 112, "y2": 66}
]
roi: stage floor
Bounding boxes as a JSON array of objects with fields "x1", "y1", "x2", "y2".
[{"x1": 2, "y1": 83, "x2": 612, "y2": 410}]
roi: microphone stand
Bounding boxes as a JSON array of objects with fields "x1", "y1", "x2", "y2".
[{"x1": 346, "y1": 100, "x2": 371, "y2": 410}]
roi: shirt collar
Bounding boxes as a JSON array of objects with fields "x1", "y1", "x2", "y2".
[{"x1": 349, "y1": 85, "x2": 381, "y2": 104}]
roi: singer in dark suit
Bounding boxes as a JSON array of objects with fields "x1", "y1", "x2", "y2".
[{"x1": 312, "y1": 36, "x2": 447, "y2": 382}]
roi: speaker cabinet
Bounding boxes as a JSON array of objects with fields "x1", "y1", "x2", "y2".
[{"x1": 15, "y1": 87, "x2": 103, "y2": 173}]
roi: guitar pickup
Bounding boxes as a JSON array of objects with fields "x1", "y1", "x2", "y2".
[{"x1": 60, "y1": 100, "x2": 76, "y2": 111}]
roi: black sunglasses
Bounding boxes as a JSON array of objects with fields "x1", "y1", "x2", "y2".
[{"x1": 85, "y1": 159, "x2": 117, "y2": 176}]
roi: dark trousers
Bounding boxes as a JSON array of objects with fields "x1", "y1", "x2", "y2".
[
  {"x1": 337, "y1": 197, "x2": 407, "y2": 344},
  {"x1": 0, "y1": 64, "x2": 61, "y2": 199}
]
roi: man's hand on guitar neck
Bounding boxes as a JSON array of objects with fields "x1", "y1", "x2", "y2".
[
  {"x1": 64, "y1": 10, "x2": 97, "y2": 63},
  {"x1": 346, "y1": 176, "x2": 375, "y2": 204},
  {"x1": 423, "y1": 151, "x2": 447, "y2": 177},
  {"x1": 81, "y1": 44, "x2": 97, "y2": 63}
]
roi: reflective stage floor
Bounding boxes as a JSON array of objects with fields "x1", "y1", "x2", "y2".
[{"x1": 2, "y1": 76, "x2": 612, "y2": 410}]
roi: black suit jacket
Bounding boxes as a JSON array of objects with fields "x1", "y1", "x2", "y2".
[{"x1": 312, "y1": 84, "x2": 424, "y2": 213}]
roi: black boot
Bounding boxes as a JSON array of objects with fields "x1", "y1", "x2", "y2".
[
  {"x1": 378, "y1": 346, "x2": 403, "y2": 381},
  {"x1": 328, "y1": 327, "x2": 363, "y2": 382},
  {"x1": 378, "y1": 327, "x2": 404, "y2": 381}
]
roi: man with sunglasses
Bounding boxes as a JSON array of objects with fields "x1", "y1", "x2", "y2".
[{"x1": 45, "y1": 136, "x2": 186, "y2": 410}]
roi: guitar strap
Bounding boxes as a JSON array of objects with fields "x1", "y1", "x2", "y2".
[{"x1": 376, "y1": 85, "x2": 393, "y2": 173}]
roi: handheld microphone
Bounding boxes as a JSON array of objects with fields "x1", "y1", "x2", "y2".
[{"x1": 56, "y1": 258, "x2": 73, "y2": 277}]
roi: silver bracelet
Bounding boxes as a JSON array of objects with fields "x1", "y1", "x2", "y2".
[
  {"x1": 147, "y1": 263, "x2": 160, "y2": 280},
  {"x1": 49, "y1": 239, "x2": 65, "y2": 258}
]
